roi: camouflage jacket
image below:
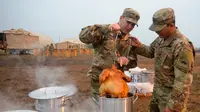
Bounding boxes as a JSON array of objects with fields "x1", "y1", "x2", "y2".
[
  {"x1": 79, "y1": 24, "x2": 137, "y2": 80},
  {"x1": 135, "y1": 29, "x2": 195, "y2": 110},
  {"x1": 49, "y1": 44, "x2": 54, "y2": 51}
]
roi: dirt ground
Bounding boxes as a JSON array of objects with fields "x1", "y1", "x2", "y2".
[{"x1": 0, "y1": 53, "x2": 200, "y2": 112}]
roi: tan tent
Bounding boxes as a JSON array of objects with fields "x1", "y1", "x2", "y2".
[
  {"x1": 55, "y1": 41, "x2": 77, "y2": 49},
  {"x1": 3, "y1": 29, "x2": 40, "y2": 49},
  {"x1": 30, "y1": 32, "x2": 54, "y2": 48},
  {"x1": 60, "y1": 38, "x2": 87, "y2": 49},
  {"x1": 3, "y1": 29, "x2": 55, "y2": 49}
]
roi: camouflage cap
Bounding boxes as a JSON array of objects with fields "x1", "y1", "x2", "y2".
[
  {"x1": 149, "y1": 8, "x2": 175, "y2": 31},
  {"x1": 122, "y1": 8, "x2": 140, "y2": 26}
]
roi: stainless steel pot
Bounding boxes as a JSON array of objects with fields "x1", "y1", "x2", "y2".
[
  {"x1": 140, "y1": 70, "x2": 154, "y2": 83},
  {"x1": 4, "y1": 110, "x2": 37, "y2": 112},
  {"x1": 99, "y1": 93, "x2": 137, "y2": 112},
  {"x1": 35, "y1": 96, "x2": 73, "y2": 112},
  {"x1": 28, "y1": 85, "x2": 77, "y2": 112},
  {"x1": 130, "y1": 70, "x2": 154, "y2": 83}
]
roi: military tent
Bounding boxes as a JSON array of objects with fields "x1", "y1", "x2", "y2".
[
  {"x1": 55, "y1": 41, "x2": 75, "y2": 49},
  {"x1": 30, "y1": 32, "x2": 54, "y2": 48},
  {"x1": 58, "y1": 38, "x2": 87, "y2": 49},
  {"x1": 2, "y1": 28, "x2": 55, "y2": 49},
  {"x1": 3, "y1": 28, "x2": 40, "y2": 49}
]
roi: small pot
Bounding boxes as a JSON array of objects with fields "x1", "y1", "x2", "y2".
[
  {"x1": 140, "y1": 70, "x2": 154, "y2": 83},
  {"x1": 130, "y1": 70, "x2": 154, "y2": 83}
]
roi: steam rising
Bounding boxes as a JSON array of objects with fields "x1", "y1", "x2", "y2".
[
  {"x1": 1, "y1": 55, "x2": 99, "y2": 112},
  {"x1": 35, "y1": 66, "x2": 65, "y2": 88}
]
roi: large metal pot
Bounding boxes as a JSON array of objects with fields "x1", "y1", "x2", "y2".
[
  {"x1": 35, "y1": 96, "x2": 73, "y2": 112},
  {"x1": 4, "y1": 110, "x2": 37, "y2": 112},
  {"x1": 28, "y1": 85, "x2": 77, "y2": 112},
  {"x1": 99, "y1": 93, "x2": 137, "y2": 112}
]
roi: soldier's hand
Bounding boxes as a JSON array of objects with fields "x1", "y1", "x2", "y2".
[
  {"x1": 129, "y1": 37, "x2": 142, "y2": 47},
  {"x1": 117, "y1": 56, "x2": 129, "y2": 67}
]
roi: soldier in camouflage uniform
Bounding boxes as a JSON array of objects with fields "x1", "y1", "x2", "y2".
[
  {"x1": 49, "y1": 43, "x2": 54, "y2": 56},
  {"x1": 131, "y1": 8, "x2": 195, "y2": 112},
  {"x1": 79, "y1": 8, "x2": 140, "y2": 104}
]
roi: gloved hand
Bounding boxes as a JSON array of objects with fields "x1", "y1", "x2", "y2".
[
  {"x1": 129, "y1": 37, "x2": 142, "y2": 47},
  {"x1": 117, "y1": 56, "x2": 129, "y2": 67}
]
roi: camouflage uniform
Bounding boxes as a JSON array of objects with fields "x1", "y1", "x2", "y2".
[
  {"x1": 79, "y1": 8, "x2": 140, "y2": 104},
  {"x1": 135, "y1": 8, "x2": 195, "y2": 112},
  {"x1": 49, "y1": 43, "x2": 54, "y2": 55}
]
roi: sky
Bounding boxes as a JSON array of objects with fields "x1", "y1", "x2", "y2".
[{"x1": 0, "y1": 0, "x2": 199, "y2": 47}]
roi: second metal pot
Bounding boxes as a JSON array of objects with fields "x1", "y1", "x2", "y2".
[{"x1": 99, "y1": 93, "x2": 136, "y2": 112}]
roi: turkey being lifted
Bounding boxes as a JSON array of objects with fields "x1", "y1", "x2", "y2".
[{"x1": 99, "y1": 64, "x2": 131, "y2": 98}]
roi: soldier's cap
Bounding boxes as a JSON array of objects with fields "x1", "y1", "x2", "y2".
[
  {"x1": 149, "y1": 8, "x2": 175, "y2": 31},
  {"x1": 122, "y1": 8, "x2": 140, "y2": 26}
]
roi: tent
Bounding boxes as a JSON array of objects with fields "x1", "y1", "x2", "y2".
[
  {"x1": 58, "y1": 38, "x2": 87, "y2": 49},
  {"x1": 55, "y1": 41, "x2": 75, "y2": 49},
  {"x1": 30, "y1": 32, "x2": 54, "y2": 48},
  {"x1": 2, "y1": 28, "x2": 55, "y2": 49},
  {"x1": 3, "y1": 28, "x2": 40, "y2": 49}
]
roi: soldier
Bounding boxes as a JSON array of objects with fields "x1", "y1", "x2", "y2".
[
  {"x1": 131, "y1": 8, "x2": 195, "y2": 112},
  {"x1": 79, "y1": 8, "x2": 140, "y2": 104},
  {"x1": 44, "y1": 45, "x2": 49, "y2": 56},
  {"x1": 49, "y1": 43, "x2": 54, "y2": 56}
]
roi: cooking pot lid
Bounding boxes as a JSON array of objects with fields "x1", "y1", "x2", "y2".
[
  {"x1": 4, "y1": 110, "x2": 37, "y2": 112},
  {"x1": 28, "y1": 85, "x2": 77, "y2": 99}
]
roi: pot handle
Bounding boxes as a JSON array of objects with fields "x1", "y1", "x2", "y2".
[
  {"x1": 133, "y1": 95, "x2": 138, "y2": 103},
  {"x1": 35, "y1": 100, "x2": 44, "y2": 111},
  {"x1": 132, "y1": 87, "x2": 139, "y2": 103},
  {"x1": 59, "y1": 97, "x2": 73, "y2": 107}
]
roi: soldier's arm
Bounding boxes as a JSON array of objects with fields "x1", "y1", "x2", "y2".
[
  {"x1": 126, "y1": 47, "x2": 138, "y2": 69},
  {"x1": 134, "y1": 38, "x2": 158, "y2": 58},
  {"x1": 167, "y1": 42, "x2": 194, "y2": 111},
  {"x1": 79, "y1": 24, "x2": 110, "y2": 44}
]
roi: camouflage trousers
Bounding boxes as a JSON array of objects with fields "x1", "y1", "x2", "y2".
[
  {"x1": 149, "y1": 103, "x2": 187, "y2": 112},
  {"x1": 149, "y1": 86, "x2": 187, "y2": 112},
  {"x1": 91, "y1": 78, "x2": 100, "y2": 105}
]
